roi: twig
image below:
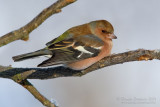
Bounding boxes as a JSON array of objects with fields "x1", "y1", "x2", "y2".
[
  {"x1": 1, "y1": 49, "x2": 160, "y2": 80},
  {"x1": 13, "y1": 79, "x2": 56, "y2": 107},
  {"x1": 0, "y1": 0, "x2": 76, "y2": 47}
]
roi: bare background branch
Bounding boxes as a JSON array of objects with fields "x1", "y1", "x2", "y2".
[{"x1": 0, "y1": 0, "x2": 76, "y2": 47}]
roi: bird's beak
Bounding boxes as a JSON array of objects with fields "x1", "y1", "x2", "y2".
[{"x1": 108, "y1": 33, "x2": 117, "y2": 39}]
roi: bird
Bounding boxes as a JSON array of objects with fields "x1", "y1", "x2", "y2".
[{"x1": 12, "y1": 20, "x2": 117, "y2": 70}]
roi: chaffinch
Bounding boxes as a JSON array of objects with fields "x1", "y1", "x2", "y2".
[{"x1": 13, "y1": 20, "x2": 117, "y2": 70}]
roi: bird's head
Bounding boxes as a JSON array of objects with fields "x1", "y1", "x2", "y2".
[{"x1": 89, "y1": 20, "x2": 117, "y2": 41}]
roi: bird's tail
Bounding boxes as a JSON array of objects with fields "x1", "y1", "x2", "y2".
[{"x1": 12, "y1": 48, "x2": 52, "y2": 62}]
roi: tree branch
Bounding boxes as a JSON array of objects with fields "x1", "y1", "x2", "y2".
[
  {"x1": 0, "y1": 49, "x2": 159, "y2": 107},
  {"x1": 14, "y1": 79, "x2": 57, "y2": 107},
  {"x1": 1, "y1": 49, "x2": 160, "y2": 80},
  {"x1": 1, "y1": 49, "x2": 159, "y2": 106},
  {"x1": 0, "y1": 0, "x2": 76, "y2": 47}
]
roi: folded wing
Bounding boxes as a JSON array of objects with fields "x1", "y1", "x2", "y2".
[{"x1": 38, "y1": 35, "x2": 103, "y2": 67}]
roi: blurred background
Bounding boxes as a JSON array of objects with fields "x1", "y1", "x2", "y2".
[{"x1": 0, "y1": 0, "x2": 160, "y2": 107}]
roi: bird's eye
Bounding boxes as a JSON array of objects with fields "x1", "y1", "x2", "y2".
[{"x1": 102, "y1": 30, "x2": 106, "y2": 33}]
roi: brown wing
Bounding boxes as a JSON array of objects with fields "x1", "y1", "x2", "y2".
[{"x1": 38, "y1": 35, "x2": 103, "y2": 67}]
